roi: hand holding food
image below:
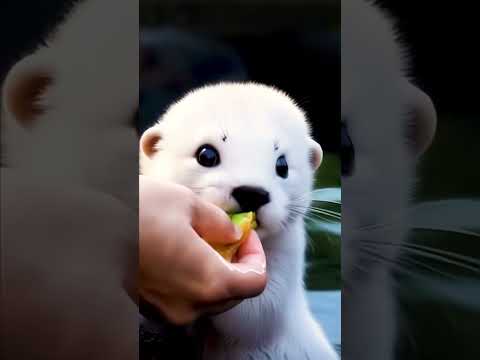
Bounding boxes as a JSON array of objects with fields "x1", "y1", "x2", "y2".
[
  {"x1": 210, "y1": 212, "x2": 257, "y2": 262},
  {"x1": 139, "y1": 176, "x2": 267, "y2": 325}
]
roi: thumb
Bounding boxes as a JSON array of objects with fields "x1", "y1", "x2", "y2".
[
  {"x1": 224, "y1": 231, "x2": 267, "y2": 299},
  {"x1": 191, "y1": 198, "x2": 242, "y2": 246}
]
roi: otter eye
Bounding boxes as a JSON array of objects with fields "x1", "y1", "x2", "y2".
[
  {"x1": 196, "y1": 144, "x2": 220, "y2": 167},
  {"x1": 341, "y1": 122, "x2": 355, "y2": 176},
  {"x1": 276, "y1": 155, "x2": 288, "y2": 178}
]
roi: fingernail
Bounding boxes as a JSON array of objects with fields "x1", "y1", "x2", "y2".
[
  {"x1": 248, "y1": 261, "x2": 267, "y2": 273},
  {"x1": 230, "y1": 261, "x2": 266, "y2": 275}
]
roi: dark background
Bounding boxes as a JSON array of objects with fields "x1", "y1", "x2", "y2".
[
  {"x1": 0, "y1": 1, "x2": 76, "y2": 81},
  {"x1": 379, "y1": 1, "x2": 479, "y2": 117},
  {"x1": 140, "y1": 1, "x2": 340, "y2": 152}
]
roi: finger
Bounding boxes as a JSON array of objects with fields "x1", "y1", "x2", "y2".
[
  {"x1": 191, "y1": 198, "x2": 241, "y2": 245},
  {"x1": 235, "y1": 230, "x2": 266, "y2": 269},
  {"x1": 186, "y1": 229, "x2": 266, "y2": 302},
  {"x1": 224, "y1": 231, "x2": 267, "y2": 299}
]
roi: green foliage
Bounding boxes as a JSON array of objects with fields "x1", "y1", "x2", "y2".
[{"x1": 305, "y1": 153, "x2": 341, "y2": 290}]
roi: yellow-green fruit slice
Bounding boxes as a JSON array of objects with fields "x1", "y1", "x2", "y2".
[{"x1": 212, "y1": 212, "x2": 257, "y2": 262}]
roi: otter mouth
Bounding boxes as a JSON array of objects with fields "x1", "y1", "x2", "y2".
[
  {"x1": 222, "y1": 206, "x2": 263, "y2": 231},
  {"x1": 228, "y1": 210, "x2": 261, "y2": 231}
]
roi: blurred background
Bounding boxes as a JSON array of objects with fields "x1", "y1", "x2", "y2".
[
  {"x1": 0, "y1": 1, "x2": 75, "y2": 82},
  {"x1": 376, "y1": 1, "x2": 480, "y2": 358}
]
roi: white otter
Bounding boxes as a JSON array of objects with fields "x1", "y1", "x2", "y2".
[
  {"x1": 342, "y1": 1, "x2": 437, "y2": 359},
  {"x1": 140, "y1": 82, "x2": 338, "y2": 359}
]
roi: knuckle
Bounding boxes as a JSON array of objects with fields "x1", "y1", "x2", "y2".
[
  {"x1": 198, "y1": 279, "x2": 225, "y2": 304},
  {"x1": 198, "y1": 284, "x2": 216, "y2": 303}
]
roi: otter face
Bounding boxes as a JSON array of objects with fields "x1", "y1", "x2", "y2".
[{"x1": 140, "y1": 82, "x2": 322, "y2": 239}]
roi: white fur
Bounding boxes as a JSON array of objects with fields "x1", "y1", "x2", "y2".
[
  {"x1": 342, "y1": 0, "x2": 412, "y2": 283},
  {"x1": 0, "y1": 1, "x2": 138, "y2": 358},
  {"x1": 1, "y1": 0, "x2": 139, "y2": 208},
  {"x1": 140, "y1": 82, "x2": 338, "y2": 359},
  {"x1": 342, "y1": 2, "x2": 410, "y2": 359},
  {"x1": 342, "y1": 1, "x2": 436, "y2": 359}
]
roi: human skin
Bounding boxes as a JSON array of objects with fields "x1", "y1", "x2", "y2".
[
  {"x1": 139, "y1": 175, "x2": 267, "y2": 325},
  {"x1": 0, "y1": 171, "x2": 266, "y2": 359}
]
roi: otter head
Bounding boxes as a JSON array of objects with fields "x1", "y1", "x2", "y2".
[
  {"x1": 140, "y1": 82, "x2": 322, "y2": 239},
  {"x1": 1, "y1": 0, "x2": 138, "y2": 206}
]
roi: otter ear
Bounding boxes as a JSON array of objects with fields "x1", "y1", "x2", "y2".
[
  {"x1": 139, "y1": 125, "x2": 163, "y2": 159},
  {"x1": 403, "y1": 80, "x2": 437, "y2": 157},
  {"x1": 2, "y1": 52, "x2": 53, "y2": 128},
  {"x1": 308, "y1": 138, "x2": 323, "y2": 170}
]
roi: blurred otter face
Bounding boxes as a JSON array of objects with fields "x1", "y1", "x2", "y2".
[
  {"x1": 341, "y1": 0, "x2": 436, "y2": 283},
  {"x1": 1, "y1": 0, "x2": 139, "y2": 207}
]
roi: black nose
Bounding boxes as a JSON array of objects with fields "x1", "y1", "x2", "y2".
[{"x1": 232, "y1": 186, "x2": 270, "y2": 212}]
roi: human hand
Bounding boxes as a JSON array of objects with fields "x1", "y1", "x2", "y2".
[{"x1": 139, "y1": 176, "x2": 267, "y2": 325}]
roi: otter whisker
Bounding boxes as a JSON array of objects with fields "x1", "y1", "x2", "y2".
[
  {"x1": 301, "y1": 208, "x2": 341, "y2": 221},
  {"x1": 288, "y1": 207, "x2": 335, "y2": 224},
  {"x1": 291, "y1": 188, "x2": 341, "y2": 205},
  {"x1": 289, "y1": 202, "x2": 341, "y2": 216},
  {"x1": 289, "y1": 204, "x2": 341, "y2": 220},
  {"x1": 352, "y1": 262, "x2": 371, "y2": 277},
  {"x1": 308, "y1": 208, "x2": 341, "y2": 220},
  {"x1": 361, "y1": 245, "x2": 457, "y2": 279},
  {"x1": 356, "y1": 222, "x2": 397, "y2": 232},
  {"x1": 305, "y1": 232, "x2": 316, "y2": 254},
  {"x1": 361, "y1": 240, "x2": 480, "y2": 272}
]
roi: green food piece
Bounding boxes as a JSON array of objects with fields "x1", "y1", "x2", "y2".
[
  {"x1": 212, "y1": 212, "x2": 257, "y2": 262},
  {"x1": 229, "y1": 212, "x2": 258, "y2": 230}
]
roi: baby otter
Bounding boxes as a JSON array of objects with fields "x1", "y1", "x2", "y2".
[
  {"x1": 140, "y1": 82, "x2": 338, "y2": 359},
  {"x1": 342, "y1": 1, "x2": 437, "y2": 359}
]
